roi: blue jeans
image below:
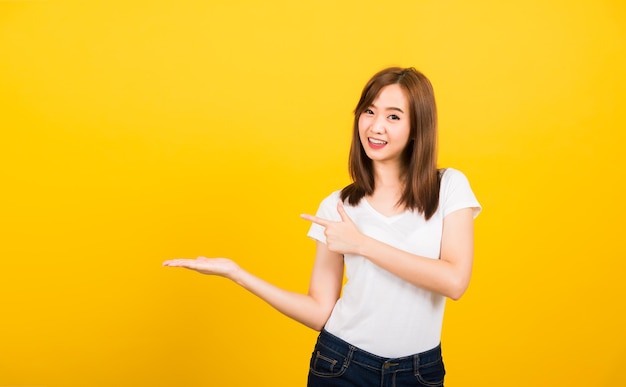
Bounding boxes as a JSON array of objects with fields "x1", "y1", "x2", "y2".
[{"x1": 307, "y1": 329, "x2": 445, "y2": 387}]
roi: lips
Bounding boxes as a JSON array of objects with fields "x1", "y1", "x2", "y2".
[{"x1": 368, "y1": 137, "x2": 387, "y2": 149}]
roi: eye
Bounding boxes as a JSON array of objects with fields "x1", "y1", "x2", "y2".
[
  {"x1": 363, "y1": 109, "x2": 374, "y2": 115},
  {"x1": 388, "y1": 114, "x2": 400, "y2": 120}
]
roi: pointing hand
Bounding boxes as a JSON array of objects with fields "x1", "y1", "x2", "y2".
[{"x1": 301, "y1": 201, "x2": 365, "y2": 255}]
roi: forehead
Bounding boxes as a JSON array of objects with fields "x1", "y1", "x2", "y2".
[{"x1": 372, "y1": 84, "x2": 408, "y2": 110}]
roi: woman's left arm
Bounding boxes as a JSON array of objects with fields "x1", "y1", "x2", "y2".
[{"x1": 301, "y1": 203, "x2": 475, "y2": 300}]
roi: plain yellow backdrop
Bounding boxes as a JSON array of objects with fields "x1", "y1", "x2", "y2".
[{"x1": 1, "y1": 1, "x2": 625, "y2": 386}]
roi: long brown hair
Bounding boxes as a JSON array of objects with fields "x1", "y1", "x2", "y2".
[{"x1": 340, "y1": 67, "x2": 441, "y2": 220}]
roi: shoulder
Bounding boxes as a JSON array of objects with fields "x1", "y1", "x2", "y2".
[
  {"x1": 438, "y1": 167, "x2": 482, "y2": 217},
  {"x1": 319, "y1": 190, "x2": 343, "y2": 206},
  {"x1": 440, "y1": 167, "x2": 471, "y2": 190},
  {"x1": 313, "y1": 190, "x2": 344, "y2": 219}
]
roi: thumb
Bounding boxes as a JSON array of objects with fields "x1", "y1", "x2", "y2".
[{"x1": 336, "y1": 201, "x2": 352, "y2": 223}]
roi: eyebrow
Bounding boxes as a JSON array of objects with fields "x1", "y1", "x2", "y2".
[{"x1": 370, "y1": 103, "x2": 405, "y2": 114}]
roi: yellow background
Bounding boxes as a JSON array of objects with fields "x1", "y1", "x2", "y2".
[{"x1": 1, "y1": 1, "x2": 625, "y2": 386}]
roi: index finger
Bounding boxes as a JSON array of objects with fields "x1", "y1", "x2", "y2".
[{"x1": 300, "y1": 213, "x2": 332, "y2": 227}]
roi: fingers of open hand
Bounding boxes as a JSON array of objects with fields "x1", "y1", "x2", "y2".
[
  {"x1": 162, "y1": 258, "x2": 196, "y2": 268},
  {"x1": 163, "y1": 257, "x2": 237, "y2": 278},
  {"x1": 163, "y1": 257, "x2": 213, "y2": 272}
]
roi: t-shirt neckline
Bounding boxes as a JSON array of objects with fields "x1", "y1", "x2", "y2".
[{"x1": 362, "y1": 198, "x2": 408, "y2": 223}]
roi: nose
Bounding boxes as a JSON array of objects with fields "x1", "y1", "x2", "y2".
[{"x1": 371, "y1": 114, "x2": 386, "y2": 134}]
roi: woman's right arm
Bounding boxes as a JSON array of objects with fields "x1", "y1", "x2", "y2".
[{"x1": 163, "y1": 241, "x2": 344, "y2": 331}]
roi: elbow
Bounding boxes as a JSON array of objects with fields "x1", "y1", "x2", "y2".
[
  {"x1": 448, "y1": 289, "x2": 465, "y2": 301},
  {"x1": 446, "y1": 278, "x2": 470, "y2": 301},
  {"x1": 308, "y1": 317, "x2": 329, "y2": 332},
  {"x1": 306, "y1": 308, "x2": 333, "y2": 332},
  {"x1": 310, "y1": 322, "x2": 325, "y2": 332}
]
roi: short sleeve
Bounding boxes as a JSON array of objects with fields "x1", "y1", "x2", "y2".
[
  {"x1": 440, "y1": 168, "x2": 482, "y2": 218},
  {"x1": 307, "y1": 191, "x2": 343, "y2": 244}
]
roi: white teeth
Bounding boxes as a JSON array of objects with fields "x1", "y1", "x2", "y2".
[{"x1": 369, "y1": 138, "x2": 387, "y2": 145}]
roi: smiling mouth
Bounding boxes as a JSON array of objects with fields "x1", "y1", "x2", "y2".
[{"x1": 368, "y1": 138, "x2": 387, "y2": 145}]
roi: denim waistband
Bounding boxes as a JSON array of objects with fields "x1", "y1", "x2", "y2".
[{"x1": 317, "y1": 329, "x2": 442, "y2": 372}]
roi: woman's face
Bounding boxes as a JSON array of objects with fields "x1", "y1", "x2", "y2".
[{"x1": 358, "y1": 84, "x2": 411, "y2": 166}]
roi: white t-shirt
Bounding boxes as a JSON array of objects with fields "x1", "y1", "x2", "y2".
[{"x1": 307, "y1": 168, "x2": 481, "y2": 358}]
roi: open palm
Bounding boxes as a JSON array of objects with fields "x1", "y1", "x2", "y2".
[{"x1": 162, "y1": 257, "x2": 240, "y2": 279}]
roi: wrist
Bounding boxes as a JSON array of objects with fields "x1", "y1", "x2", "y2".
[
  {"x1": 230, "y1": 265, "x2": 246, "y2": 286},
  {"x1": 356, "y1": 234, "x2": 372, "y2": 257}
]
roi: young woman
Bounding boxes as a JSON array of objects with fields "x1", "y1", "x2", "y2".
[{"x1": 163, "y1": 67, "x2": 481, "y2": 387}]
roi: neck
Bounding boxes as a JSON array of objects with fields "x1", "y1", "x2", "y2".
[{"x1": 372, "y1": 161, "x2": 404, "y2": 190}]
